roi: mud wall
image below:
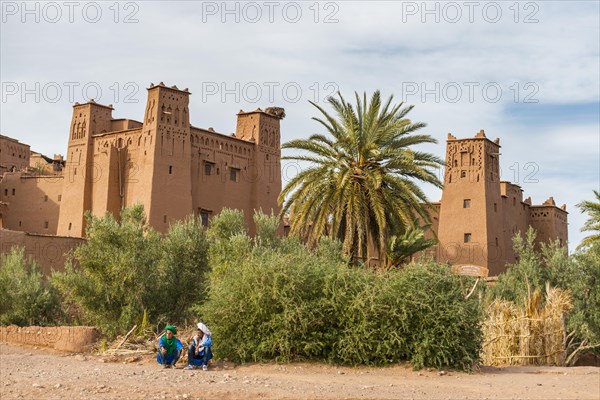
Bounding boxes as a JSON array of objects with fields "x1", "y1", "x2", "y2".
[
  {"x1": 0, "y1": 325, "x2": 99, "y2": 353},
  {"x1": 0, "y1": 229, "x2": 84, "y2": 275}
]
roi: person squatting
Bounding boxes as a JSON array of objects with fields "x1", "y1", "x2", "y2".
[{"x1": 156, "y1": 323, "x2": 213, "y2": 370}]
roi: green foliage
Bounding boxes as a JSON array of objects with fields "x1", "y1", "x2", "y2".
[
  {"x1": 53, "y1": 206, "x2": 161, "y2": 335},
  {"x1": 487, "y1": 228, "x2": 548, "y2": 304},
  {"x1": 53, "y1": 205, "x2": 209, "y2": 336},
  {"x1": 386, "y1": 224, "x2": 437, "y2": 268},
  {"x1": 253, "y1": 210, "x2": 281, "y2": 248},
  {"x1": 0, "y1": 247, "x2": 59, "y2": 326},
  {"x1": 207, "y1": 208, "x2": 247, "y2": 242},
  {"x1": 157, "y1": 216, "x2": 210, "y2": 320},
  {"x1": 206, "y1": 209, "x2": 251, "y2": 281},
  {"x1": 576, "y1": 190, "x2": 600, "y2": 248},
  {"x1": 328, "y1": 262, "x2": 482, "y2": 370},
  {"x1": 200, "y1": 226, "x2": 482, "y2": 371},
  {"x1": 564, "y1": 243, "x2": 600, "y2": 354},
  {"x1": 279, "y1": 91, "x2": 443, "y2": 263}
]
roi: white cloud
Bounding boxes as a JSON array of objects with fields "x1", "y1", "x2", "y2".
[{"x1": 1, "y1": 1, "x2": 598, "y2": 249}]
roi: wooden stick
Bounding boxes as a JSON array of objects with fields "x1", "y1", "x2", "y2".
[
  {"x1": 464, "y1": 277, "x2": 480, "y2": 300},
  {"x1": 115, "y1": 325, "x2": 137, "y2": 350}
]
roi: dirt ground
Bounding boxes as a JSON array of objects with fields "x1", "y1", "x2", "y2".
[{"x1": 1, "y1": 343, "x2": 598, "y2": 400}]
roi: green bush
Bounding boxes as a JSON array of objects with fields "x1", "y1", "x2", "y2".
[
  {"x1": 567, "y1": 243, "x2": 600, "y2": 355},
  {"x1": 53, "y1": 205, "x2": 210, "y2": 336},
  {"x1": 200, "y1": 210, "x2": 482, "y2": 370},
  {"x1": 0, "y1": 247, "x2": 60, "y2": 326},
  {"x1": 330, "y1": 263, "x2": 482, "y2": 370},
  {"x1": 157, "y1": 215, "x2": 210, "y2": 320}
]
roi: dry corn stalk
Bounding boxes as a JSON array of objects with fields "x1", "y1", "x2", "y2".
[{"x1": 482, "y1": 283, "x2": 572, "y2": 366}]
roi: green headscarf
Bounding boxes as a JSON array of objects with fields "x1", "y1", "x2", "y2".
[{"x1": 163, "y1": 325, "x2": 178, "y2": 356}]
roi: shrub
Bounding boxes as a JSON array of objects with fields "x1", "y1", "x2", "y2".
[
  {"x1": 0, "y1": 247, "x2": 60, "y2": 326},
  {"x1": 200, "y1": 235, "x2": 338, "y2": 362},
  {"x1": 200, "y1": 212, "x2": 482, "y2": 371},
  {"x1": 53, "y1": 205, "x2": 210, "y2": 335},
  {"x1": 563, "y1": 243, "x2": 600, "y2": 362},
  {"x1": 156, "y1": 216, "x2": 210, "y2": 320},
  {"x1": 329, "y1": 263, "x2": 482, "y2": 370}
]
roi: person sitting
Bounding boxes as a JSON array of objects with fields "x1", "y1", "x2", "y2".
[
  {"x1": 157, "y1": 325, "x2": 183, "y2": 368},
  {"x1": 184, "y1": 322, "x2": 213, "y2": 371}
]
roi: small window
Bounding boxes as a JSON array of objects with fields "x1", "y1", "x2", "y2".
[
  {"x1": 494, "y1": 203, "x2": 497, "y2": 212},
  {"x1": 463, "y1": 199, "x2": 471, "y2": 208},
  {"x1": 204, "y1": 163, "x2": 213, "y2": 176},
  {"x1": 464, "y1": 233, "x2": 472, "y2": 243},
  {"x1": 44, "y1": 221, "x2": 49, "y2": 229},
  {"x1": 169, "y1": 165, "x2": 173, "y2": 174},
  {"x1": 495, "y1": 237, "x2": 499, "y2": 246},
  {"x1": 513, "y1": 197, "x2": 516, "y2": 206},
  {"x1": 163, "y1": 215, "x2": 167, "y2": 223},
  {"x1": 44, "y1": 195, "x2": 48, "y2": 202},
  {"x1": 19, "y1": 221, "x2": 22, "y2": 227},
  {"x1": 68, "y1": 222, "x2": 72, "y2": 230},
  {"x1": 460, "y1": 171, "x2": 466, "y2": 178},
  {"x1": 12, "y1": 188, "x2": 15, "y2": 195},
  {"x1": 58, "y1": 195, "x2": 62, "y2": 202},
  {"x1": 230, "y1": 168, "x2": 239, "y2": 182},
  {"x1": 74, "y1": 168, "x2": 77, "y2": 176},
  {"x1": 200, "y1": 210, "x2": 210, "y2": 227},
  {"x1": 3, "y1": 189, "x2": 7, "y2": 196}
]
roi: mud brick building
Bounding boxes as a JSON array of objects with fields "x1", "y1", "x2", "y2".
[{"x1": 1, "y1": 82, "x2": 284, "y2": 270}]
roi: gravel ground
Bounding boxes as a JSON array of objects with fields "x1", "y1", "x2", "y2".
[{"x1": 1, "y1": 342, "x2": 599, "y2": 400}]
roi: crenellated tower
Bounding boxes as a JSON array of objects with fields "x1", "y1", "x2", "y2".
[
  {"x1": 57, "y1": 100, "x2": 113, "y2": 236},
  {"x1": 236, "y1": 107, "x2": 284, "y2": 218},
  {"x1": 131, "y1": 83, "x2": 193, "y2": 231},
  {"x1": 437, "y1": 130, "x2": 505, "y2": 274}
]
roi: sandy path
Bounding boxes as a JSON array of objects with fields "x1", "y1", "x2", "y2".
[{"x1": 1, "y1": 343, "x2": 598, "y2": 400}]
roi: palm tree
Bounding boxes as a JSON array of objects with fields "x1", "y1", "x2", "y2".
[
  {"x1": 576, "y1": 190, "x2": 600, "y2": 248},
  {"x1": 279, "y1": 91, "x2": 443, "y2": 265},
  {"x1": 386, "y1": 224, "x2": 438, "y2": 268}
]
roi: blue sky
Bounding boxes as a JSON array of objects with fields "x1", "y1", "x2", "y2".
[{"x1": 1, "y1": 0, "x2": 598, "y2": 250}]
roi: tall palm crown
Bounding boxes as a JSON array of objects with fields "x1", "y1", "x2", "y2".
[
  {"x1": 279, "y1": 91, "x2": 443, "y2": 263},
  {"x1": 576, "y1": 190, "x2": 600, "y2": 248}
]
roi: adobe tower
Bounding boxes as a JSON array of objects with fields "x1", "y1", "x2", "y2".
[
  {"x1": 235, "y1": 107, "x2": 283, "y2": 219},
  {"x1": 436, "y1": 130, "x2": 568, "y2": 276},
  {"x1": 57, "y1": 100, "x2": 114, "y2": 237},
  {"x1": 437, "y1": 130, "x2": 503, "y2": 273},
  {"x1": 135, "y1": 83, "x2": 193, "y2": 228}
]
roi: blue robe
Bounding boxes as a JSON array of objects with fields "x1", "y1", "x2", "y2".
[
  {"x1": 157, "y1": 336, "x2": 184, "y2": 365},
  {"x1": 188, "y1": 334, "x2": 213, "y2": 367}
]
